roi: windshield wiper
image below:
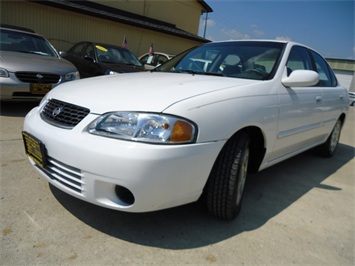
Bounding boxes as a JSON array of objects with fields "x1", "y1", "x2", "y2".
[
  {"x1": 203, "y1": 72, "x2": 224, "y2": 77},
  {"x1": 152, "y1": 69, "x2": 224, "y2": 77},
  {"x1": 16, "y1": 50, "x2": 51, "y2": 56},
  {"x1": 123, "y1": 63, "x2": 142, "y2": 67},
  {"x1": 32, "y1": 51, "x2": 51, "y2": 56},
  {"x1": 173, "y1": 69, "x2": 224, "y2": 76},
  {"x1": 175, "y1": 69, "x2": 198, "y2": 75}
]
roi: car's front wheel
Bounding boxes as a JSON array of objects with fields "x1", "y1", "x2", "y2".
[{"x1": 206, "y1": 132, "x2": 250, "y2": 220}]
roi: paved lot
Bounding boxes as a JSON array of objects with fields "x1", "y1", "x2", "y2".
[{"x1": 1, "y1": 101, "x2": 354, "y2": 265}]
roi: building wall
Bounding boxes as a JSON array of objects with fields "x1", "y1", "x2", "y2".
[
  {"x1": 334, "y1": 71, "x2": 355, "y2": 92},
  {"x1": 0, "y1": 0, "x2": 203, "y2": 56},
  {"x1": 327, "y1": 59, "x2": 355, "y2": 92},
  {"x1": 91, "y1": 0, "x2": 203, "y2": 34}
]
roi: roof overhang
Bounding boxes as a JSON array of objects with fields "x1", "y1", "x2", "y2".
[
  {"x1": 198, "y1": 0, "x2": 213, "y2": 13},
  {"x1": 30, "y1": 0, "x2": 211, "y2": 43}
]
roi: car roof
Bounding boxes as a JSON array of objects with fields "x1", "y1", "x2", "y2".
[
  {"x1": 0, "y1": 24, "x2": 47, "y2": 40},
  {"x1": 209, "y1": 39, "x2": 287, "y2": 44},
  {"x1": 209, "y1": 39, "x2": 318, "y2": 49},
  {"x1": 0, "y1": 24, "x2": 36, "y2": 33},
  {"x1": 77, "y1": 41, "x2": 126, "y2": 49},
  {"x1": 208, "y1": 39, "x2": 313, "y2": 48},
  {"x1": 139, "y1": 52, "x2": 175, "y2": 58},
  {"x1": 144, "y1": 52, "x2": 174, "y2": 56}
]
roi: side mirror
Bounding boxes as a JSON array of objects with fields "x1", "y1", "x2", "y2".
[
  {"x1": 282, "y1": 70, "x2": 319, "y2": 87},
  {"x1": 59, "y1": 51, "x2": 67, "y2": 57}
]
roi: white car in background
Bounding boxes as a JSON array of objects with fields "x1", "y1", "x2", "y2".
[
  {"x1": 349, "y1": 91, "x2": 355, "y2": 106},
  {"x1": 23, "y1": 40, "x2": 349, "y2": 220},
  {"x1": 139, "y1": 52, "x2": 174, "y2": 70}
]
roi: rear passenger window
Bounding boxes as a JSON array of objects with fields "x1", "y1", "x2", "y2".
[
  {"x1": 157, "y1": 55, "x2": 168, "y2": 65},
  {"x1": 71, "y1": 43, "x2": 85, "y2": 57},
  {"x1": 310, "y1": 51, "x2": 335, "y2": 87},
  {"x1": 286, "y1": 46, "x2": 312, "y2": 76}
]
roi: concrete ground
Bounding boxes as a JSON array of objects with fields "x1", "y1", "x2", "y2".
[{"x1": 1, "y1": 101, "x2": 354, "y2": 265}]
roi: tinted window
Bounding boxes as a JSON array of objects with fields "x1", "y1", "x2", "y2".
[
  {"x1": 140, "y1": 54, "x2": 149, "y2": 64},
  {"x1": 157, "y1": 55, "x2": 168, "y2": 65},
  {"x1": 286, "y1": 46, "x2": 312, "y2": 76},
  {"x1": 328, "y1": 66, "x2": 338, "y2": 86},
  {"x1": 310, "y1": 50, "x2": 334, "y2": 87},
  {"x1": 142, "y1": 54, "x2": 169, "y2": 67},
  {"x1": 83, "y1": 44, "x2": 95, "y2": 58},
  {"x1": 0, "y1": 29, "x2": 57, "y2": 57},
  {"x1": 70, "y1": 43, "x2": 85, "y2": 57},
  {"x1": 141, "y1": 54, "x2": 157, "y2": 66},
  {"x1": 94, "y1": 44, "x2": 142, "y2": 66}
]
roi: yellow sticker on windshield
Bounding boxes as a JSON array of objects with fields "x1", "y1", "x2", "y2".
[{"x1": 96, "y1": 45, "x2": 108, "y2": 52}]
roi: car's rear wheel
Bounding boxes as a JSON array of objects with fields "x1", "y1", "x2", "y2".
[
  {"x1": 316, "y1": 119, "x2": 342, "y2": 157},
  {"x1": 206, "y1": 132, "x2": 250, "y2": 220}
]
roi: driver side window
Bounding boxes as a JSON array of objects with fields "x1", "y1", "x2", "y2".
[
  {"x1": 310, "y1": 51, "x2": 336, "y2": 87},
  {"x1": 286, "y1": 46, "x2": 312, "y2": 76}
]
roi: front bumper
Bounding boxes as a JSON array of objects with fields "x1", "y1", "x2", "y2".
[
  {"x1": 23, "y1": 106, "x2": 225, "y2": 212},
  {"x1": 1, "y1": 73, "x2": 61, "y2": 100},
  {"x1": 0, "y1": 83, "x2": 48, "y2": 100}
]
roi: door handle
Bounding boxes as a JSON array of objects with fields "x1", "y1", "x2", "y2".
[{"x1": 316, "y1": 96, "x2": 322, "y2": 102}]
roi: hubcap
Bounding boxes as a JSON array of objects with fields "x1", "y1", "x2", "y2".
[{"x1": 329, "y1": 122, "x2": 341, "y2": 152}]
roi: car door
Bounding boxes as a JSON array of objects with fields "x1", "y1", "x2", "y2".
[
  {"x1": 80, "y1": 43, "x2": 100, "y2": 77},
  {"x1": 65, "y1": 42, "x2": 86, "y2": 75},
  {"x1": 309, "y1": 50, "x2": 347, "y2": 139},
  {"x1": 272, "y1": 45, "x2": 323, "y2": 161}
]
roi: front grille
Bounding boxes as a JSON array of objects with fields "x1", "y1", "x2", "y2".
[
  {"x1": 16, "y1": 72, "x2": 60, "y2": 84},
  {"x1": 37, "y1": 156, "x2": 84, "y2": 194},
  {"x1": 41, "y1": 99, "x2": 90, "y2": 129}
]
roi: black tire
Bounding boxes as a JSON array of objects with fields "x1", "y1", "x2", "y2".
[
  {"x1": 315, "y1": 119, "x2": 342, "y2": 157},
  {"x1": 206, "y1": 132, "x2": 250, "y2": 220}
]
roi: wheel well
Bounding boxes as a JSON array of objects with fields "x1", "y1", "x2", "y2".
[
  {"x1": 339, "y1": 113, "x2": 346, "y2": 126},
  {"x1": 200, "y1": 126, "x2": 266, "y2": 202},
  {"x1": 237, "y1": 126, "x2": 265, "y2": 173}
]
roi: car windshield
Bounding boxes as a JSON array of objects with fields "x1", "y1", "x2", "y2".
[
  {"x1": 157, "y1": 41, "x2": 286, "y2": 80},
  {"x1": 0, "y1": 29, "x2": 58, "y2": 57},
  {"x1": 95, "y1": 45, "x2": 143, "y2": 67}
]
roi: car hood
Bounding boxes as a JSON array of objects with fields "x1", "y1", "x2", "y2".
[
  {"x1": 0, "y1": 51, "x2": 77, "y2": 73},
  {"x1": 47, "y1": 72, "x2": 259, "y2": 113}
]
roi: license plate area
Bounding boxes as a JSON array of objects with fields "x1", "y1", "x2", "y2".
[
  {"x1": 22, "y1": 131, "x2": 47, "y2": 168},
  {"x1": 30, "y1": 84, "x2": 52, "y2": 94}
]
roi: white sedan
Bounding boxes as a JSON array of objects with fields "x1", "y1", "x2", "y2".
[
  {"x1": 23, "y1": 40, "x2": 349, "y2": 220},
  {"x1": 139, "y1": 52, "x2": 174, "y2": 70}
]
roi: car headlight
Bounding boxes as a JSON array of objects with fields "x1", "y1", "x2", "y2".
[
  {"x1": 0, "y1": 68, "x2": 9, "y2": 78},
  {"x1": 88, "y1": 112, "x2": 197, "y2": 144},
  {"x1": 64, "y1": 71, "x2": 80, "y2": 81}
]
